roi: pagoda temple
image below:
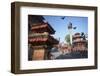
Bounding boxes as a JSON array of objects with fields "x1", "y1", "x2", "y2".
[
  {"x1": 28, "y1": 15, "x2": 59, "y2": 60},
  {"x1": 72, "y1": 33, "x2": 88, "y2": 53}
]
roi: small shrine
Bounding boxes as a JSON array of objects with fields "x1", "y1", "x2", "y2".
[{"x1": 28, "y1": 15, "x2": 59, "y2": 60}]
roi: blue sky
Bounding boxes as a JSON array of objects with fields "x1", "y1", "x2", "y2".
[{"x1": 43, "y1": 16, "x2": 88, "y2": 43}]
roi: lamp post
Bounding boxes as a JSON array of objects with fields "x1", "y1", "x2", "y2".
[
  {"x1": 61, "y1": 17, "x2": 76, "y2": 45},
  {"x1": 68, "y1": 22, "x2": 76, "y2": 45}
]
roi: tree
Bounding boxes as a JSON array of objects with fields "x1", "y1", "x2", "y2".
[{"x1": 65, "y1": 34, "x2": 71, "y2": 45}]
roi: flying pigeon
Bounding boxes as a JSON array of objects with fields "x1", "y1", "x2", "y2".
[
  {"x1": 61, "y1": 16, "x2": 65, "y2": 20},
  {"x1": 73, "y1": 27, "x2": 76, "y2": 29}
]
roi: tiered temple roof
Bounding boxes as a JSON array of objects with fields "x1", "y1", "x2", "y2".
[
  {"x1": 72, "y1": 33, "x2": 87, "y2": 51},
  {"x1": 29, "y1": 33, "x2": 59, "y2": 45},
  {"x1": 28, "y1": 16, "x2": 59, "y2": 46},
  {"x1": 72, "y1": 33, "x2": 87, "y2": 44},
  {"x1": 31, "y1": 23, "x2": 55, "y2": 34}
]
